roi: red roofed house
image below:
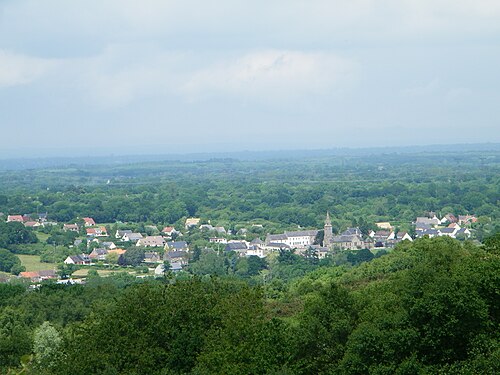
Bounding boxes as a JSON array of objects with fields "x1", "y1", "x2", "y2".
[
  {"x1": 83, "y1": 217, "x2": 96, "y2": 227},
  {"x1": 161, "y1": 227, "x2": 179, "y2": 237},
  {"x1": 86, "y1": 226, "x2": 108, "y2": 237},
  {"x1": 7, "y1": 215, "x2": 24, "y2": 223}
]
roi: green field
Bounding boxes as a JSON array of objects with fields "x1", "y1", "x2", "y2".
[
  {"x1": 18, "y1": 254, "x2": 55, "y2": 272},
  {"x1": 35, "y1": 232, "x2": 50, "y2": 242},
  {"x1": 72, "y1": 268, "x2": 138, "y2": 277}
]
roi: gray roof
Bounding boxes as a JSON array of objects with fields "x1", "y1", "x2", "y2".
[
  {"x1": 342, "y1": 227, "x2": 362, "y2": 236},
  {"x1": 439, "y1": 228, "x2": 456, "y2": 234},
  {"x1": 225, "y1": 242, "x2": 247, "y2": 251},
  {"x1": 166, "y1": 251, "x2": 187, "y2": 259},
  {"x1": 266, "y1": 234, "x2": 287, "y2": 241},
  {"x1": 284, "y1": 230, "x2": 318, "y2": 237},
  {"x1": 332, "y1": 234, "x2": 363, "y2": 243},
  {"x1": 266, "y1": 242, "x2": 291, "y2": 249},
  {"x1": 166, "y1": 241, "x2": 188, "y2": 250}
]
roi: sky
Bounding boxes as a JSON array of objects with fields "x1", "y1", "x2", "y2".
[{"x1": 0, "y1": 0, "x2": 499, "y2": 157}]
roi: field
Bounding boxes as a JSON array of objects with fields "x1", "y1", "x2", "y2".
[{"x1": 18, "y1": 254, "x2": 55, "y2": 272}]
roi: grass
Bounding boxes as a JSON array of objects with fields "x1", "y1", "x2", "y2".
[
  {"x1": 72, "y1": 269, "x2": 134, "y2": 277},
  {"x1": 35, "y1": 232, "x2": 50, "y2": 242},
  {"x1": 18, "y1": 254, "x2": 55, "y2": 272}
]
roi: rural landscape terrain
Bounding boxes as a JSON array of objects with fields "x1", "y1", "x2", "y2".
[{"x1": 0, "y1": 145, "x2": 498, "y2": 374}]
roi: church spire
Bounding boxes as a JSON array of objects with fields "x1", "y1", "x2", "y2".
[{"x1": 323, "y1": 211, "x2": 333, "y2": 248}]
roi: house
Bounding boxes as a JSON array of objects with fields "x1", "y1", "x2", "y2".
[
  {"x1": 165, "y1": 241, "x2": 189, "y2": 251},
  {"x1": 265, "y1": 230, "x2": 318, "y2": 249},
  {"x1": 458, "y1": 215, "x2": 478, "y2": 225},
  {"x1": 265, "y1": 233, "x2": 288, "y2": 244},
  {"x1": 200, "y1": 224, "x2": 215, "y2": 231},
  {"x1": 86, "y1": 226, "x2": 108, "y2": 237},
  {"x1": 161, "y1": 226, "x2": 179, "y2": 236},
  {"x1": 144, "y1": 252, "x2": 162, "y2": 263},
  {"x1": 246, "y1": 246, "x2": 266, "y2": 258},
  {"x1": 371, "y1": 230, "x2": 396, "y2": 247},
  {"x1": 415, "y1": 217, "x2": 440, "y2": 226},
  {"x1": 225, "y1": 241, "x2": 248, "y2": 253},
  {"x1": 64, "y1": 254, "x2": 91, "y2": 265},
  {"x1": 24, "y1": 221, "x2": 40, "y2": 228},
  {"x1": 456, "y1": 228, "x2": 471, "y2": 238},
  {"x1": 20, "y1": 270, "x2": 57, "y2": 283},
  {"x1": 63, "y1": 223, "x2": 79, "y2": 232},
  {"x1": 209, "y1": 237, "x2": 228, "y2": 244},
  {"x1": 164, "y1": 250, "x2": 189, "y2": 265},
  {"x1": 438, "y1": 227, "x2": 458, "y2": 238},
  {"x1": 214, "y1": 226, "x2": 227, "y2": 234},
  {"x1": 305, "y1": 245, "x2": 331, "y2": 259},
  {"x1": 7, "y1": 215, "x2": 24, "y2": 223},
  {"x1": 83, "y1": 217, "x2": 96, "y2": 227},
  {"x1": 116, "y1": 229, "x2": 133, "y2": 239},
  {"x1": 100, "y1": 241, "x2": 117, "y2": 249},
  {"x1": 264, "y1": 242, "x2": 291, "y2": 251},
  {"x1": 122, "y1": 232, "x2": 143, "y2": 242},
  {"x1": 395, "y1": 232, "x2": 413, "y2": 242},
  {"x1": 154, "y1": 262, "x2": 183, "y2": 276},
  {"x1": 136, "y1": 236, "x2": 166, "y2": 247},
  {"x1": 89, "y1": 248, "x2": 108, "y2": 261},
  {"x1": 417, "y1": 229, "x2": 439, "y2": 238},
  {"x1": 440, "y1": 213, "x2": 458, "y2": 224},
  {"x1": 185, "y1": 217, "x2": 201, "y2": 229},
  {"x1": 284, "y1": 230, "x2": 318, "y2": 248},
  {"x1": 376, "y1": 222, "x2": 393, "y2": 230},
  {"x1": 107, "y1": 248, "x2": 126, "y2": 256},
  {"x1": 250, "y1": 238, "x2": 265, "y2": 247}
]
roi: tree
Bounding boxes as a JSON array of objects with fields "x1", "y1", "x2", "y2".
[
  {"x1": 0, "y1": 249, "x2": 23, "y2": 274},
  {"x1": 33, "y1": 321, "x2": 62, "y2": 372}
]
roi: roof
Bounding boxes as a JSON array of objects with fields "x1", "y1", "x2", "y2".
[
  {"x1": 166, "y1": 241, "x2": 188, "y2": 250},
  {"x1": 250, "y1": 238, "x2": 264, "y2": 245},
  {"x1": 225, "y1": 242, "x2": 247, "y2": 251},
  {"x1": 439, "y1": 228, "x2": 456, "y2": 234},
  {"x1": 266, "y1": 242, "x2": 291, "y2": 249},
  {"x1": 284, "y1": 230, "x2": 318, "y2": 237},
  {"x1": 342, "y1": 228, "x2": 362, "y2": 236},
  {"x1": 108, "y1": 248, "x2": 126, "y2": 255},
  {"x1": 7, "y1": 215, "x2": 24, "y2": 222},
  {"x1": 185, "y1": 218, "x2": 201, "y2": 226},
  {"x1": 124, "y1": 233, "x2": 143, "y2": 240},
  {"x1": 117, "y1": 229, "x2": 133, "y2": 235},
  {"x1": 165, "y1": 251, "x2": 187, "y2": 259},
  {"x1": 161, "y1": 226, "x2": 176, "y2": 233},
  {"x1": 83, "y1": 217, "x2": 96, "y2": 225},
  {"x1": 332, "y1": 234, "x2": 363, "y2": 243},
  {"x1": 266, "y1": 234, "x2": 287, "y2": 241}
]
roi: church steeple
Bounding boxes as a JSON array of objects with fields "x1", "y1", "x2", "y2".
[{"x1": 323, "y1": 211, "x2": 333, "y2": 248}]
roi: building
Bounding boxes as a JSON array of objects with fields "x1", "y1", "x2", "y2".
[
  {"x1": 265, "y1": 229, "x2": 318, "y2": 249},
  {"x1": 83, "y1": 217, "x2": 96, "y2": 227},
  {"x1": 323, "y1": 212, "x2": 333, "y2": 248},
  {"x1": 136, "y1": 236, "x2": 166, "y2": 247}
]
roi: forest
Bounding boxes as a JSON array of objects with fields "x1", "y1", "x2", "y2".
[
  {"x1": 0, "y1": 236, "x2": 499, "y2": 374},
  {"x1": 0, "y1": 147, "x2": 499, "y2": 373},
  {"x1": 0, "y1": 149, "x2": 498, "y2": 238}
]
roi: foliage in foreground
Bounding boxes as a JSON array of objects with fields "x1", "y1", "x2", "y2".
[{"x1": 0, "y1": 236, "x2": 499, "y2": 374}]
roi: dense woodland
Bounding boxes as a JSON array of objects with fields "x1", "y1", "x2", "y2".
[
  {"x1": 0, "y1": 150, "x2": 498, "y2": 237},
  {"x1": 0, "y1": 148, "x2": 499, "y2": 373}
]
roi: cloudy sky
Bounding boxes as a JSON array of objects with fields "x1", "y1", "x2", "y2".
[{"x1": 0, "y1": 0, "x2": 499, "y2": 157}]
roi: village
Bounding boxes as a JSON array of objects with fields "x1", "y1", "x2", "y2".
[{"x1": 2, "y1": 210, "x2": 478, "y2": 284}]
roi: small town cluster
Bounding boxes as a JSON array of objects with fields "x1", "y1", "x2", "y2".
[{"x1": 4, "y1": 210, "x2": 477, "y2": 283}]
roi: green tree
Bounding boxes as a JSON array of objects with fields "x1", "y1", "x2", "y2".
[{"x1": 33, "y1": 321, "x2": 62, "y2": 372}]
